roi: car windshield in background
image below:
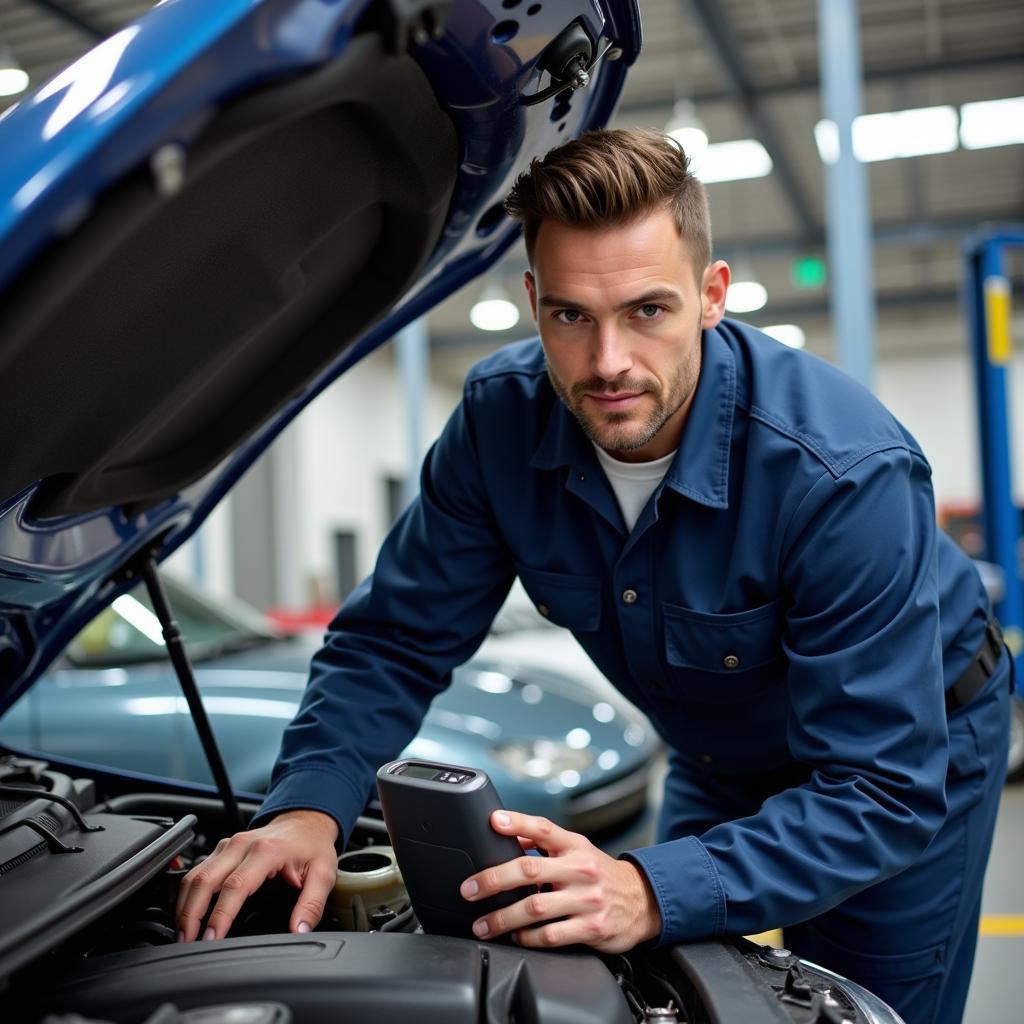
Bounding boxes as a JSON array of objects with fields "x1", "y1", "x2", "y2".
[{"x1": 66, "y1": 576, "x2": 277, "y2": 668}]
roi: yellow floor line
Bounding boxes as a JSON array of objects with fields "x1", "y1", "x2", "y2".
[
  {"x1": 979, "y1": 915, "x2": 1024, "y2": 937},
  {"x1": 746, "y1": 918, "x2": 1024, "y2": 947}
]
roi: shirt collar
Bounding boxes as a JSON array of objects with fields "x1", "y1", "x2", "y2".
[{"x1": 530, "y1": 328, "x2": 736, "y2": 510}]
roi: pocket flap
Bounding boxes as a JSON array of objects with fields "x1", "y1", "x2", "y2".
[
  {"x1": 664, "y1": 600, "x2": 782, "y2": 674},
  {"x1": 514, "y1": 564, "x2": 602, "y2": 632}
]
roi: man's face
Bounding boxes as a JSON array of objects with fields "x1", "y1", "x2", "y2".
[{"x1": 524, "y1": 208, "x2": 729, "y2": 462}]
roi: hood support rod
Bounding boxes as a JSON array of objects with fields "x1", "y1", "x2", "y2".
[{"x1": 139, "y1": 558, "x2": 244, "y2": 835}]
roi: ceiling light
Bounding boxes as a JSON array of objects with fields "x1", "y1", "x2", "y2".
[
  {"x1": 960, "y1": 97, "x2": 1024, "y2": 150},
  {"x1": 725, "y1": 280, "x2": 767, "y2": 313},
  {"x1": 762, "y1": 324, "x2": 806, "y2": 349},
  {"x1": 470, "y1": 283, "x2": 520, "y2": 332},
  {"x1": 690, "y1": 139, "x2": 773, "y2": 184},
  {"x1": 671, "y1": 126, "x2": 709, "y2": 161},
  {"x1": 0, "y1": 45, "x2": 29, "y2": 97},
  {"x1": 855, "y1": 105, "x2": 958, "y2": 161},
  {"x1": 816, "y1": 105, "x2": 958, "y2": 164},
  {"x1": 666, "y1": 98, "x2": 709, "y2": 163},
  {"x1": 814, "y1": 120, "x2": 840, "y2": 164}
]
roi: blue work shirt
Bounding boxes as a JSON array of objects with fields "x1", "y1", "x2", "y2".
[{"x1": 254, "y1": 320, "x2": 990, "y2": 944}]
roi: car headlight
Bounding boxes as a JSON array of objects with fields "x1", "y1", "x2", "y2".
[{"x1": 490, "y1": 738, "x2": 595, "y2": 783}]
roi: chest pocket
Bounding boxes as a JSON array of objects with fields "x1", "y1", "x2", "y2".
[
  {"x1": 662, "y1": 600, "x2": 783, "y2": 702},
  {"x1": 514, "y1": 563, "x2": 602, "y2": 632}
]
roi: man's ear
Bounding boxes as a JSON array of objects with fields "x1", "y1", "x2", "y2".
[
  {"x1": 524, "y1": 270, "x2": 538, "y2": 322},
  {"x1": 700, "y1": 260, "x2": 730, "y2": 328}
]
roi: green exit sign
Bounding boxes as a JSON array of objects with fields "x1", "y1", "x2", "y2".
[{"x1": 793, "y1": 256, "x2": 827, "y2": 289}]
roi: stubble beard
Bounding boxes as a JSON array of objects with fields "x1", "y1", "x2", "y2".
[{"x1": 547, "y1": 332, "x2": 701, "y2": 455}]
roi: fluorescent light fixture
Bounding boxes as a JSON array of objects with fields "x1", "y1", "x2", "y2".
[
  {"x1": 0, "y1": 45, "x2": 28, "y2": 97},
  {"x1": 725, "y1": 280, "x2": 768, "y2": 313},
  {"x1": 762, "y1": 324, "x2": 806, "y2": 349},
  {"x1": 690, "y1": 139, "x2": 773, "y2": 183},
  {"x1": 856, "y1": 105, "x2": 958, "y2": 161},
  {"x1": 470, "y1": 283, "x2": 520, "y2": 332},
  {"x1": 816, "y1": 105, "x2": 958, "y2": 163},
  {"x1": 815, "y1": 120, "x2": 840, "y2": 164},
  {"x1": 669, "y1": 125, "x2": 709, "y2": 162},
  {"x1": 666, "y1": 99, "x2": 709, "y2": 162},
  {"x1": 0, "y1": 67, "x2": 28, "y2": 97},
  {"x1": 960, "y1": 97, "x2": 1024, "y2": 150}
]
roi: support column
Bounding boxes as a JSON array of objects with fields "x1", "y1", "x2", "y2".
[
  {"x1": 397, "y1": 318, "x2": 429, "y2": 509},
  {"x1": 817, "y1": 0, "x2": 877, "y2": 390}
]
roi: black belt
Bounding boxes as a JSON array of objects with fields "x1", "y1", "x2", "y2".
[{"x1": 945, "y1": 618, "x2": 1006, "y2": 714}]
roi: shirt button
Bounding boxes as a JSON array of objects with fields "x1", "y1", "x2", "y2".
[
  {"x1": 621, "y1": 588, "x2": 638, "y2": 605},
  {"x1": 700, "y1": 754, "x2": 713, "y2": 764},
  {"x1": 723, "y1": 654, "x2": 740, "y2": 670},
  {"x1": 648, "y1": 680, "x2": 661, "y2": 691},
  {"x1": 537, "y1": 603, "x2": 550, "y2": 618}
]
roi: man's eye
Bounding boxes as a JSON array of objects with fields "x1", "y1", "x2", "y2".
[
  {"x1": 637, "y1": 304, "x2": 662, "y2": 319},
  {"x1": 555, "y1": 310, "x2": 584, "y2": 324}
]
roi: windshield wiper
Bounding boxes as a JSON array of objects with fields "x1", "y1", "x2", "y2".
[{"x1": 188, "y1": 632, "x2": 277, "y2": 662}]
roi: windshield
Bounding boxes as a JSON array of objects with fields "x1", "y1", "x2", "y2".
[{"x1": 67, "y1": 574, "x2": 277, "y2": 668}]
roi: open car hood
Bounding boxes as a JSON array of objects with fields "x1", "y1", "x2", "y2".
[{"x1": 0, "y1": 0, "x2": 641, "y2": 712}]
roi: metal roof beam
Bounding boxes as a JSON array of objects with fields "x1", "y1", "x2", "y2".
[
  {"x1": 713, "y1": 212, "x2": 1024, "y2": 259},
  {"x1": 684, "y1": 0, "x2": 818, "y2": 240},
  {"x1": 620, "y1": 52, "x2": 1024, "y2": 112},
  {"x1": 24, "y1": 0, "x2": 106, "y2": 42}
]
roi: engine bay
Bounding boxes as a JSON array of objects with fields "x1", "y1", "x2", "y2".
[{"x1": 1, "y1": 755, "x2": 874, "y2": 1024}]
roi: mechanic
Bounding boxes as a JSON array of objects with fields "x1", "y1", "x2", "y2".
[{"x1": 177, "y1": 129, "x2": 1011, "y2": 1024}]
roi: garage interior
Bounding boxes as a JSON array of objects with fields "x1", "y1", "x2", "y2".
[{"x1": 0, "y1": 1, "x2": 1021, "y2": 1021}]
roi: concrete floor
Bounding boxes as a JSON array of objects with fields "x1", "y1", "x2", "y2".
[{"x1": 963, "y1": 785, "x2": 1024, "y2": 1024}]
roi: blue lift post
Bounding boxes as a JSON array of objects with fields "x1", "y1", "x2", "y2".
[{"x1": 963, "y1": 227, "x2": 1024, "y2": 690}]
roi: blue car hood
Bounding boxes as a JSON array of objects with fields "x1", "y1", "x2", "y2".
[{"x1": 0, "y1": 0, "x2": 640, "y2": 713}]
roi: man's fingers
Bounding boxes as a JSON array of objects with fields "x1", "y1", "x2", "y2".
[
  {"x1": 461, "y1": 850, "x2": 595, "y2": 902},
  {"x1": 490, "y1": 811, "x2": 576, "y2": 853},
  {"x1": 176, "y1": 811, "x2": 341, "y2": 943},
  {"x1": 200, "y1": 842, "x2": 283, "y2": 940},
  {"x1": 470, "y1": 888, "x2": 580, "y2": 940},
  {"x1": 289, "y1": 859, "x2": 338, "y2": 934},
  {"x1": 176, "y1": 839, "x2": 251, "y2": 942}
]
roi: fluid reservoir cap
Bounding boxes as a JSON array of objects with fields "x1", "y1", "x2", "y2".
[{"x1": 331, "y1": 845, "x2": 407, "y2": 931}]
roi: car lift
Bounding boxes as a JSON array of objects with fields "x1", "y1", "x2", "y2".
[{"x1": 963, "y1": 227, "x2": 1023, "y2": 691}]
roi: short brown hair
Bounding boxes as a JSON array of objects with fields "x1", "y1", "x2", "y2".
[{"x1": 504, "y1": 128, "x2": 711, "y2": 274}]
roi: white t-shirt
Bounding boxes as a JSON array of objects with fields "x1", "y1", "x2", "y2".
[{"x1": 592, "y1": 443, "x2": 677, "y2": 533}]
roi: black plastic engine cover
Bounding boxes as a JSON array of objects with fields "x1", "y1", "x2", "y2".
[{"x1": 37, "y1": 932, "x2": 634, "y2": 1024}]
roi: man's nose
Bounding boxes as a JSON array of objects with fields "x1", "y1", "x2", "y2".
[{"x1": 591, "y1": 324, "x2": 633, "y2": 381}]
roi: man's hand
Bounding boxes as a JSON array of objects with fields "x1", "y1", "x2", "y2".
[
  {"x1": 176, "y1": 809, "x2": 339, "y2": 942},
  {"x1": 459, "y1": 810, "x2": 661, "y2": 953}
]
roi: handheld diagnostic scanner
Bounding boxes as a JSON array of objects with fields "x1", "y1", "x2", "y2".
[{"x1": 376, "y1": 759, "x2": 536, "y2": 939}]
